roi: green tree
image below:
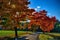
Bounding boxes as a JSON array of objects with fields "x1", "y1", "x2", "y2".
[{"x1": 53, "y1": 20, "x2": 60, "y2": 32}]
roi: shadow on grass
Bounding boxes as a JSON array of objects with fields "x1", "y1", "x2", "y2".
[{"x1": 0, "y1": 36, "x2": 29, "y2": 40}]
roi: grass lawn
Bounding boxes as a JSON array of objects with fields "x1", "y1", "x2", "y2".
[
  {"x1": 39, "y1": 34, "x2": 54, "y2": 40},
  {"x1": 0, "y1": 30, "x2": 32, "y2": 37},
  {"x1": 39, "y1": 33, "x2": 60, "y2": 40},
  {"x1": 47, "y1": 33, "x2": 60, "y2": 37},
  {"x1": 0, "y1": 30, "x2": 60, "y2": 40}
]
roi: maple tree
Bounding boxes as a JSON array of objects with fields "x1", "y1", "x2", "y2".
[
  {"x1": 0, "y1": 0, "x2": 35, "y2": 29},
  {"x1": 28, "y1": 10, "x2": 56, "y2": 32},
  {"x1": 0, "y1": 0, "x2": 35, "y2": 39}
]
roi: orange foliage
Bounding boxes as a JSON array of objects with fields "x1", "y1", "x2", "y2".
[{"x1": 28, "y1": 10, "x2": 56, "y2": 32}]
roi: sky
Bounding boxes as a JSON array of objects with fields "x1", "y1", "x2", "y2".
[{"x1": 28, "y1": 0, "x2": 60, "y2": 21}]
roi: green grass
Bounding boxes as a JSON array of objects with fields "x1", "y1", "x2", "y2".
[
  {"x1": 0, "y1": 30, "x2": 32, "y2": 37},
  {"x1": 39, "y1": 34, "x2": 54, "y2": 40},
  {"x1": 0, "y1": 30, "x2": 60, "y2": 40},
  {"x1": 47, "y1": 33, "x2": 60, "y2": 37},
  {"x1": 39, "y1": 33, "x2": 60, "y2": 40}
]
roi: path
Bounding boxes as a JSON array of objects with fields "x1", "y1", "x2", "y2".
[{"x1": 21, "y1": 33, "x2": 39, "y2": 40}]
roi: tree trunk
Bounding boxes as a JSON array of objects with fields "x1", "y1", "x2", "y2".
[{"x1": 14, "y1": 27, "x2": 18, "y2": 40}]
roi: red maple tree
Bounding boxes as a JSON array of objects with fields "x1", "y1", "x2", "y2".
[{"x1": 28, "y1": 10, "x2": 56, "y2": 32}]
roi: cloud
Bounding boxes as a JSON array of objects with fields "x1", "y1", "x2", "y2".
[
  {"x1": 37, "y1": 6, "x2": 41, "y2": 9},
  {"x1": 34, "y1": 6, "x2": 41, "y2": 11},
  {"x1": 47, "y1": 13, "x2": 51, "y2": 16},
  {"x1": 35, "y1": 8, "x2": 38, "y2": 11}
]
